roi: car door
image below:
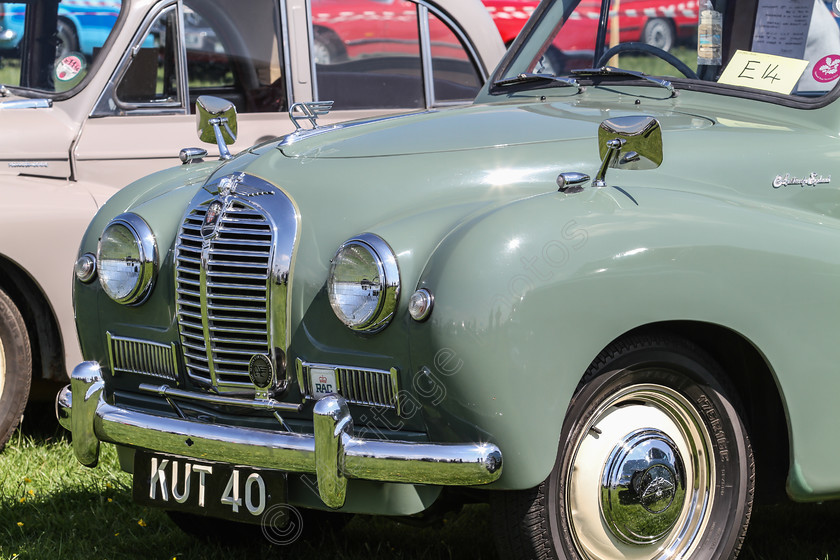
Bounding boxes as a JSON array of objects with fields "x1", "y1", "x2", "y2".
[{"x1": 73, "y1": 0, "x2": 293, "y2": 186}]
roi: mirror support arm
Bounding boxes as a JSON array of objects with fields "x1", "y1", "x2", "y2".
[
  {"x1": 593, "y1": 139, "x2": 625, "y2": 187},
  {"x1": 209, "y1": 116, "x2": 235, "y2": 160}
]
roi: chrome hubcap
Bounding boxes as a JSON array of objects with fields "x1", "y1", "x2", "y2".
[
  {"x1": 601, "y1": 429, "x2": 686, "y2": 544},
  {"x1": 565, "y1": 384, "x2": 714, "y2": 560}
]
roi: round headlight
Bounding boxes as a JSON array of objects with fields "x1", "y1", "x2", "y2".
[
  {"x1": 328, "y1": 233, "x2": 400, "y2": 333},
  {"x1": 97, "y1": 213, "x2": 157, "y2": 305}
]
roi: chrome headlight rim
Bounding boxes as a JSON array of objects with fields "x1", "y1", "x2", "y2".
[
  {"x1": 328, "y1": 233, "x2": 400, "y2": 333},
  {"x1": 97, "y1": 213, "x2": 158, "y2": 306}
]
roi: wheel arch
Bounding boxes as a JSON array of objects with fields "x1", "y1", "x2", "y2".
[
  {"x1": 618, "y1": 321, "x2": 789, "y2": 503},
  {"x1": 0, "y1": 255, "x2": 65, "y2": 385}
]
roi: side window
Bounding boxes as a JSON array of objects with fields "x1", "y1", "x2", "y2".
[
  {"x1": 183, "y1": 0, "x2": 287, "y2": 113},
  {"x1": 428, "y1": 10, "x2": 483, "y2": 104},
  {"x1": 312, "y1": 0, "x2": 484, "y2": 110},
  {"x1": 99, "y1": 0, "x2": 286, "y2": 115},
  {"x1": 116, "y1": 6, "x2": 179, "y2": 105},
  {"x1": 313, "y1": 0, "x2": 424, "y2": 110}
]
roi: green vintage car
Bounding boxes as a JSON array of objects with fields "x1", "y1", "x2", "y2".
[{"x1": 57, "y1": 0, "x2": 840, "y2": 558}]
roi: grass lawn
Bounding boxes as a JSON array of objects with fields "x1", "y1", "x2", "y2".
[{"x1": 2, "y1": 401, "x2": 840, "y2": 559}]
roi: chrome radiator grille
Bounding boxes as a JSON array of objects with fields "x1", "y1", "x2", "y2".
[{"x1": 175, "y1": 197, "x2": 274, "y2": 390}]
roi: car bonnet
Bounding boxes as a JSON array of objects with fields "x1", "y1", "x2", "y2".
[{"x1": 275, "y1": 100, "x2": 714, "y2": 160}]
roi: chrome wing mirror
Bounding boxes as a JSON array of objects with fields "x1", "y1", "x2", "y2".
[
  {"x1": 593, "y1": 116, "x2": 662, "y2": 187},
  {"x1": 196, "y1": 95, "x2": 238, "y2": 160}
]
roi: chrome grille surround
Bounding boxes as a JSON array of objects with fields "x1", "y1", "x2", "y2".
[
  {"x1": 107, "y1": 332, "x2": 178, "y2": 382},
  {"x1": 175, "y1": 173, "x2": 298, "y2": 393},
  {"x1": 296, "y1": 358, "x2": 401, "y2": 413}
]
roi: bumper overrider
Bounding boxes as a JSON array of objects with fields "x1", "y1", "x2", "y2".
[{"x1": 57, "y1": 362, "x2": 503, "y2": 509}]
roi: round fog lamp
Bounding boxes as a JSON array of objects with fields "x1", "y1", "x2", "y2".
[
  {"x1": 408, "y1": 288, "x2": 433, "y2": 322},
  {"x1": 97, "y1": 213, "x2": 157, "y2": 305}
]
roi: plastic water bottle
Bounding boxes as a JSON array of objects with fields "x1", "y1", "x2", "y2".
[{"x1": 697, "y1": 0, "x2": 722, "y2": 65}]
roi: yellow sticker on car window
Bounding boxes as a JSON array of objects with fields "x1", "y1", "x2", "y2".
[{"x1": 718, "y1": 50, "x2": 808, "y2": 94}]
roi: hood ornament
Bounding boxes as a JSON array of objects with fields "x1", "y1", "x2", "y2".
[
  {"x1": 289, "y1": 101, "x2": 334, "y2": 131},
  {"x1": 219, "y1": 172, "x2": 245, "y2": 197}
]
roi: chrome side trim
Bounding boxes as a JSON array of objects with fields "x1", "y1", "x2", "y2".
[
  {"x1": 0, "y1": 98, "x2": 52, "y2": 109},
  {"x1": 418, "y1": 4, "x2": 435, "y2": 108},
  {"x1": 59, "y1": 363, "x2": 502, "y2": 509}
]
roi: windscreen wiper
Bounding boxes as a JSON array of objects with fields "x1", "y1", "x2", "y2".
[
  {"x1": 494, "y1": 73, "x2": 584, "y2": 93},
  {"x1": 572, "y1": 67, "x2": 676, "y2": 97}
]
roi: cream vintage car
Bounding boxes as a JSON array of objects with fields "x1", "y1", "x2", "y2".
[{"x1": 0, "y1": 0, "x2": 504, "y2": 449}]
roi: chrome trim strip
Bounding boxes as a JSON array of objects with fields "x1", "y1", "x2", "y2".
[
  {"x1": 59, "y1": 363, "x2": 502, "y2": 509},
  {"x1": 0, "y1": 98, "x2": 52, "y2": 109},
  {"x1": 418, "y1": 4, "x2": 435, "y2": 108},
  {"x1": 138, "y1": 383, "x2": 302, "y2": 412}
]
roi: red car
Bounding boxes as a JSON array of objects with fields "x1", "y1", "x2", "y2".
[
  {"x1": 483, "y1": 0, "x2": 699, "y2": 52},
  {"x1": 311, "y1": 0, "x2": 482, "y2": 64}
]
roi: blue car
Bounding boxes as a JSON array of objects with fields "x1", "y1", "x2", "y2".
[{"x1": 0, "y1": 1, "x2": 121, "y2": 58}]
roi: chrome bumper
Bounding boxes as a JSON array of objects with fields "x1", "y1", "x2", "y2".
[{"x1": 56, "y1": 362, "x2": 502, "y2": 509}]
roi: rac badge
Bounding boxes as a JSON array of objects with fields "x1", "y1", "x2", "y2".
[{"x1": 248, "y1": 354, "x2": 274, "y2": 389}]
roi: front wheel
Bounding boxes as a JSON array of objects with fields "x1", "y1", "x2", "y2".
[
  {"x1": 493, "y1": 334, "x2": 754, "y2": 560},
  {"x1": 0, "y1": 288, "x2": 32, "y2": 451}
]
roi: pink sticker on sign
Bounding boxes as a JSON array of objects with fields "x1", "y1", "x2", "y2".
[
  {"x1": 55, "y1": 55, "x2": 83, "y2": 82},
  {"x1": 813, "y1": 55, "x2": 840, "y2": 83}
]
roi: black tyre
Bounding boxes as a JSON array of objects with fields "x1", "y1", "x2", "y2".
[
  {"x1": 493, "y1": 334, "x2": 754, "y2": 560},
  {"x1": 0, "y1": 288, "x2": 32, "y2": 451},
  {"x1": 642, "y1": 18, "x2": 675, "y2": 52}
]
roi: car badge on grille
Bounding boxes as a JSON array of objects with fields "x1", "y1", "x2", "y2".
[
  {"x1": 289, "y1": 101, "x2": 334, "y2": 131},
  {"x1": 248, "y1": 354, "x2": 275, "y2": 390},
  {"x1": 201, "y1": 200, "x2": 224, "y2": 239}
]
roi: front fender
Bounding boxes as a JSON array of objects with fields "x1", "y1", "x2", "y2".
[{"x1": 411, "y1": 181, "x2": 837, "y2": 490}]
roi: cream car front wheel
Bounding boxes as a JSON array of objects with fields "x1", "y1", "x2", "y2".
[
  {"x1": 0, "y1": 288, "x2": 31, "y2": 451},
  {"x1": 493, "y1": 334, "x2": 754, "y2": 560}
]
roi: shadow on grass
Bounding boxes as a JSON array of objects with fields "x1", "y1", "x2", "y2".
[
  {"x1": 2, "y1": 487, "x2": 498, "y2": 560},
  {"x1": 742, "y1": 500, "x2": 840, "y2": 560}
]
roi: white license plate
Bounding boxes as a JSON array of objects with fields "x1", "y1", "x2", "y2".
[
  {"x1": 309, "y1": 367, "x2": 337, "y2": 398},
  {"x1": 133, "y1": 451, "x2": 287, "y2": 522}
]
